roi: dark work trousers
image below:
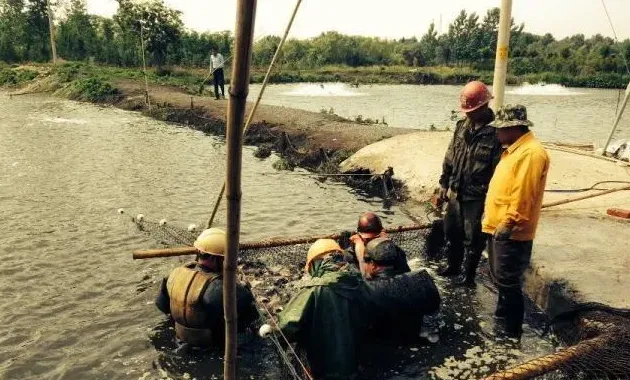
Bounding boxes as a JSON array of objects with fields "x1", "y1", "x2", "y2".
[
  {"x1": 487, "y1": 237, "x2": 533, "y2": 336},
  {"x1": 443, "y1": 198, "x2": 486, "y2": 273},
  {"x1": 213, "y1": 68, "x2": 225, "y2": 99}
]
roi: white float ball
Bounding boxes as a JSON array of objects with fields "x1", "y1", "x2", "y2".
[
  {"x1": 117, "y1": 208, "x2": 125, "y2": 214},
  {"x1": 187, "y1": 224, "x2": 198, "y2": 232},
  {"x1": 136, "y1": 214, "x2": 145, "y2": 222},
  {"x1": 159, "y1": 219, "x2": 167, "y2": 226}
]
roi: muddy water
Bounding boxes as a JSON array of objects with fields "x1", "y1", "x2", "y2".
[
  {"x1": 0, "y1": 93, "x2": 554, "y2": 380},
  {"x1": 249, "y1": 83, "x2": 630, "y2": 145}
]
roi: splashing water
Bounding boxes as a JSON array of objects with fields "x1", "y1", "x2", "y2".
[
  {"x1": 282, "y1": 83, "x2": 365, "y2": 97},
  {"x1": 507, "y1": 83, "x2": 586, "y2": 96}
]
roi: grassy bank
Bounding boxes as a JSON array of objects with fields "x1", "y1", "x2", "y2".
[{"x1": 3, "y1": 62, "x2": 628, "y2": 93}]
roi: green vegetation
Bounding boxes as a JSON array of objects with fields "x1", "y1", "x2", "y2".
[
  {"x1": 1, "y1": 0, "x2": 629, "y2": 88},
  {"x1": 70, "y1": 77, "x2": 117, "y2": 101},
  {"x1": 0, "y1": 67, "x2": 38, "y2": 86}
]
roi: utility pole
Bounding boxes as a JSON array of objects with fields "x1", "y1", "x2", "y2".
[
  {"x1": 491, "y1": 0, "x2": 512, "y2": 110},
  {"x1": 46, "y1": 0, "x2": 58, "y2": 64}
]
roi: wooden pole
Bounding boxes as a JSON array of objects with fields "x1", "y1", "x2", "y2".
[
  {"x1": 602, "y1": 80, "x2": 630, "y2": 154},
  {"x1": 46, "y1": 0, "x2": 58, "y2": 65},
  {"x1": 224, "y1": 0, "x2": 256, "y2": 379},
  {"x1": 542, "y1": 184, "x2": 630, "y2": 209},
  {"x1": 131, "y1": 223, "x2": 432, "y2": 260}
]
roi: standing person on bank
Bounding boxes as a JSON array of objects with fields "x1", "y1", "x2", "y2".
[
  {"x1": 437, "y1": 81, "x2": 503, "y2": 286},
  {"x1": 483, "y1": 104, "x2": 550, "y2": 338},
  {"x1": 210, "y1": 49, "x2": 225, "y2": 100}
]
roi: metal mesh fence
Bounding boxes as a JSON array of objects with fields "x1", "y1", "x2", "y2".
[{"x1": 131, "y1": 217, "x2": 630, "y2": 380}]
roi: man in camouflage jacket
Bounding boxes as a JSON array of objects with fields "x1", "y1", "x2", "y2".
[{"x1": 437, "y1": 81, "x2": 503, "y2": 286}]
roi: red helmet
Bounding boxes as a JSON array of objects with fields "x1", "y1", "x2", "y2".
[
  {"x1": 357, "y1": 212, "x2": 383, "y2": 240},
  {"x1": 460, "y1": 81, "x2": 493, "y2": 112}
]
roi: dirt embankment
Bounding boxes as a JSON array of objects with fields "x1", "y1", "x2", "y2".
[{"x1": 122, "y1": 81, "x2": 404, "y2": 153}]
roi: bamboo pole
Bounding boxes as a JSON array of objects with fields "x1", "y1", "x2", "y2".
[
  {"x1": 205, "y1": 0, "x2": 304, "y2": 229},
  {"x1": 223, "y1": 0, "x2": 256, "y2": 378},
  {"x1": 132, "y1": 223, "x2": 431, "y2": 260},
  {"x1": 602, "y1": 80, "x2": 630, "y2": 154},
  {"x1": 542, "y1": 184, "x2": 630, "y2": 209},
  {"x1": 46, "y1": 0, "x2": 58, "y2": 65},
  {"x1": 491, "y1": 0, "x2": 512, "y2": 110}
]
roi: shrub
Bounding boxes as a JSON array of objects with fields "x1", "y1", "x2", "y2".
[
  {"x1": 72, "y1": 77, "x2": 118, "y2": 102},
  {"x1": 0, "y1": 68, "x2": 38, "y2": 86}
]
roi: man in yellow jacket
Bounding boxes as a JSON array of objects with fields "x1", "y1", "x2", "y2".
[{"x1": 482, "y1": 104, "x2": 550, "y2": 338}]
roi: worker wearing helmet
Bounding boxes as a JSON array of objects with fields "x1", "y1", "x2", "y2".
[
  {"x1": 155, "y1": 228, "x2": 259, "y2": 347},
  {"x1": 339, "y1": 212, "x2": 410, "y2": 278},
  {"x1": 259, "y1": 239, "x2": 372, "y2": 379},
  {"x1": 437, "y1": 81, "x2": 503, "y2": 286}
]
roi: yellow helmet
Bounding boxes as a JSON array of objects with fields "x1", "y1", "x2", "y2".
[
  {"x1": 305, "y1": 239, "x2": 343, "y2": 271},
  {"x1": 193, "y1": 228, "x2": 226, "y2": 256}
]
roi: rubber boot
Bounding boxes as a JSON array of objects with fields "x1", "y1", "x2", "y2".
[{"x1": 454, "y1": 249, "x2": 482, "y2": 287}]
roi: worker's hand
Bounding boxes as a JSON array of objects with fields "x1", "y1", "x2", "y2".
[
  {"x1": 438, "y1": 187, "x2": 449, "y2": 202},
  {"x1": 338, "y1": 230, "x2": 353, "y2": 249},
  {"x1": 494, "y1": 223, "x2": 514, "y2": 241},
  {"x1": 259, "y1": 324, "x2": 274, "y2": 338}
]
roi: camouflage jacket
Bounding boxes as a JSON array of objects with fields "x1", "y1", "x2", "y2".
[{"x1": 439, "y1": 110, "x2": 502, "y2": 200}]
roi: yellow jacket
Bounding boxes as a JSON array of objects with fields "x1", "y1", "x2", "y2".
[{"x1": 482, "y1": 132, "x2": 550, "y2": 241}]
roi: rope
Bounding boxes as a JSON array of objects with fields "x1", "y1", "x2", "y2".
[
  {"x1": 257, "y1": 298, "x2": 313, "y2": 380},
  {"x1": 600, "y1": 0, "x2": 630, "y2": 76},
  {"x1": 206, "y1": 0, "x2": 304, "y2": 229}
]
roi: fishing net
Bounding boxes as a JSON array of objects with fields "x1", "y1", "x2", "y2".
[
  {"x1": 485, "y1": 306, "x2": 630, "y2": 380},
  {"x1": 130, "y1": 216, "x2": 630, "y2": 380}
]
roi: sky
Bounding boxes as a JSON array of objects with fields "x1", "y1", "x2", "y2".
[{"x1": 86, "y1": 0, "x2": 630, "y2": 40}]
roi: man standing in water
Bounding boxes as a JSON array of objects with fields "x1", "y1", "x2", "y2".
[
  {"x1": 210, "y1": 49, "x2": 226, "y2": 100},
  {"x1": 437, "y1": 81, "x2": 503, "y2": 286},
  {"x1": 259, "y1": 239, "x2": 372, "y2": 379},
  {"x1": 483, "y1": 105, "x2": 549, "y2": 338},
  {"x1": 155, "y1": 228, "x2": 259, "y2": 347}
]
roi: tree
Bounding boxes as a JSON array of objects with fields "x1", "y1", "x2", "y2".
[
  {"x1": 252, "y1": 35, "x2": 280, "y2": 66},
  {"x1": 419, "y1": 22, "x2": 438, "y2": 65},
  {"x1": 114, "y1": 0, "x2": 183, "y2": 68},
  {"x1": 0, "y1": 0, "x2": 27, "y2": 62},
  {"x1": 56, "y1": 0, "x2": 98, "y2": 61},
  {"x1": 24, "y1": 0, "x2": 51, "y2": 61}
]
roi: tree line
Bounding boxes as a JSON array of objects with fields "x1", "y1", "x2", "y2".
[{"x1": 1, "y1": 0, "x2": 630, "y2": 81}]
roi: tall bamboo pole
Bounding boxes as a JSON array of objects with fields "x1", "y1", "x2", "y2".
[
  {"x1": 223, "y1": 0, "x2": 257, "y2": 379},
  {"x1": 46, "y1": 0, "x2": 58, "y2": 64},
  {"x1": 491, "y1": 0, "x2": 512, "y2": 110},
  {"x1": 602, "y1": 80, "x2": 630, "y2": 154}
]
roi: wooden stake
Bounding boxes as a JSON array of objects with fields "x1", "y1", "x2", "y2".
[
  {"x1": 223, "y1": 1, "x2": 257, "y2": 379},
  {"x1": 46, "y1": 0, "x2": 58, "y2": 64}
]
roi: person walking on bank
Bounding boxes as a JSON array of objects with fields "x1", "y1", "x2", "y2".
[
  {"x1": 483, "y1": 104, "x2": 550, "y2": 338},
  {"x1": 210, "y1": 49, "x2": 225, "y2": 100},
  {"x1": 437, "y1": 81, "x2": 503, "y2": 286},
  {"x1": 155, "y1": 228, "x2": 259, "y2": 347}
]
